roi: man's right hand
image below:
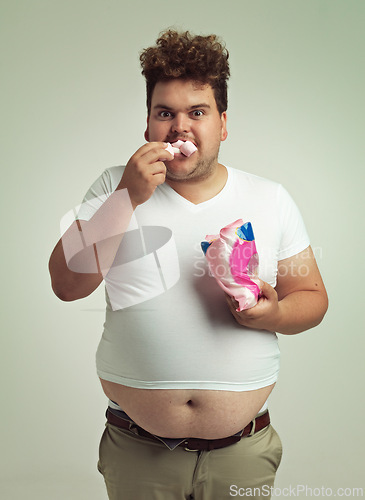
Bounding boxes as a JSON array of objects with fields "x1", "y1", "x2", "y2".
[{"x1": 118, "y1": 142, "x2": 173, "y2": 208}]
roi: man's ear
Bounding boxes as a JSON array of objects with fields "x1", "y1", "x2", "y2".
[
  {"x1": 144, "y1": 116, "x2": 150, "y2": 141},
  {"x1": 220, "y1": 112, "x2": 228, "y2": 141}
]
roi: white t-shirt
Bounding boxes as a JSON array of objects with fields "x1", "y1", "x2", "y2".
[{"x1": 77, "y1": 165, "x2": 310, "y2": 391}]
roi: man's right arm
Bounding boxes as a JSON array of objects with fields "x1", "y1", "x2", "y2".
[
  {"x1": 48, "y1": 142, "x2": 172, "y2": 301},
  {"x1": 49, "y1": 231, "x2": 104, "y2": 301}
]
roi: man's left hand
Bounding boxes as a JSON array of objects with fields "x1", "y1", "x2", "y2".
[
  {"x1": 225, "y1": 246, "x2": 328, "y2": 334},
  {"x1": 225, "y1": 281, "x2": 281, "y2": 332}
]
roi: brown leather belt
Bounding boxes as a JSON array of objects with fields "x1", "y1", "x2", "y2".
[{"x1": 106, "y1": 408, "x2": 270, "y2": 452}]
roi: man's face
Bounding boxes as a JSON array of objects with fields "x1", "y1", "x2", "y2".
[{"x1": 145, "y1": 79, "x2": 227, "y2": 182}]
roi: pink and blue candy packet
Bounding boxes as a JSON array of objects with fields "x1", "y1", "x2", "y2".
[{"x1": 201, "y1": 220, "x2": 261, "y2": 311}]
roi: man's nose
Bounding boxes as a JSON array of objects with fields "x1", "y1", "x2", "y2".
[{"x1": 171, "y1": 113, "x2": 190, "y2": 133}]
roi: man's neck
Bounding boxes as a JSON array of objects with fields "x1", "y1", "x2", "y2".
[{"x1": 165, "y1": 164, "x2": 228, "y2": 205}]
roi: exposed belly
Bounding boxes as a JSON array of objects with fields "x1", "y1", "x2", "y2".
[{"x1": 100, "y1": 378, "x2": 275, "y2": 439}]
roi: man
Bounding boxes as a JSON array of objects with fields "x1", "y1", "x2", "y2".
[{"x1": 49, "y1": 30, "x2": 328, "y2": 499}]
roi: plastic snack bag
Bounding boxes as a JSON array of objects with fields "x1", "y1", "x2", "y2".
[{"x1": 201, "y1": 220, "x2": 261, "y2": 311}]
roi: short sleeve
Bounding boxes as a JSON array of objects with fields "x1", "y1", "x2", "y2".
[
  {"x1": 76, "y1": 166, "x2": 124, "y2": 221},
  {"x1": 277, "y1": 184, "x2": 310, "y2": 260}
]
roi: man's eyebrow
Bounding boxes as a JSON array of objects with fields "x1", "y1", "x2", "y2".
[
  {"x1": 153, "y1": 104, "x2": 174, "y2": 110},
  {"x1": 153, "y1": 103, "x2": 211, "y2": 110},
  {"x1": 190, "y1": 104, "x2": 211, "y2": 110}
]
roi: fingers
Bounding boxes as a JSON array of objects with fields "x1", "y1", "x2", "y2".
[
  {"x1": 120, "y1": 142, "x2": 172, "y2": 207},
  {"x1": 136, "y1": 142, "x2": 171, "y2": 184},
  {"x1": 258, "y1": 280, "x2": 278, "y2": 301},
  {"x1": 225, "y1": 281, "x2": 281, "y2": 331},
  {"x1": 134, "y1": 142, "x2": 173, "y2": 168}
]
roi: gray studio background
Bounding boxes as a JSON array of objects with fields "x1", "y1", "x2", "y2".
[{"x1": 1, "y1": 1, "x2": 364, "y2": 498}]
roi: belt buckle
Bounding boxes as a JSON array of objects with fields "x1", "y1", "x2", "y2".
[{"x1": 183, "y1": 440, "x2": 200, "y2": 452}]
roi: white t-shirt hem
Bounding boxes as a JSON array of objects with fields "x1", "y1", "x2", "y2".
[{"x1": 96, "y1": 369, "x2": 279, "y2": 392}]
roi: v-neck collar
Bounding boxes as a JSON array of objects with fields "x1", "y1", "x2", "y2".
[{"x1": 159, "y1": 166, "x2": 232, "y2": 212}]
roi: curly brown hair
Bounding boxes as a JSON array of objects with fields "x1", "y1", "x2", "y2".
[{"x1": 140, "y1": 30, "x2": 230, "y2": 115}]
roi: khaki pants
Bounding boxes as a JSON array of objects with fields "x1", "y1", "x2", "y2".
[{"x1": 97, "y1": 420, "x2": 283, "y2": 500}]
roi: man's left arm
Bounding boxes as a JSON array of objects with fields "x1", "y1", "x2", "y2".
[{"x1": 226, "y1": 246, "x2": 328, "y2": 335}]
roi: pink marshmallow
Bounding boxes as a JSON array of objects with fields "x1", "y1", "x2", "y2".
[
  {"x1": 165, "y1": 143, "x2": 175, "y2": 155},
  {"x1": 180, "y1": 141, "x2": 197, "y2": 157},
  {"x1": 160, "y1": 143, "x2": 178, "y2": 161},
  {"x1": 164, "y1": 140, "x2": 198, "y2": 159}
]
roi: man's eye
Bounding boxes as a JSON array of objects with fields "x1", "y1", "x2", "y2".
[
  {"x1": 192, "y1": 110, "x2": 204, "y2": 117},
  {"x1": 159, "y1": 111, "x2": 172, "y2": 118}
]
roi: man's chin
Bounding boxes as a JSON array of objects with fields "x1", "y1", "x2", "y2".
[
  {"x1": 165, "y1": 154, "x2": 218, "y2": 183},
  {"x1": 165, "y1": 160, "x2": 195, "y2": 181},
  {"x1": 165, "y1": 169, "x2": 192, "y2": 182}
]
